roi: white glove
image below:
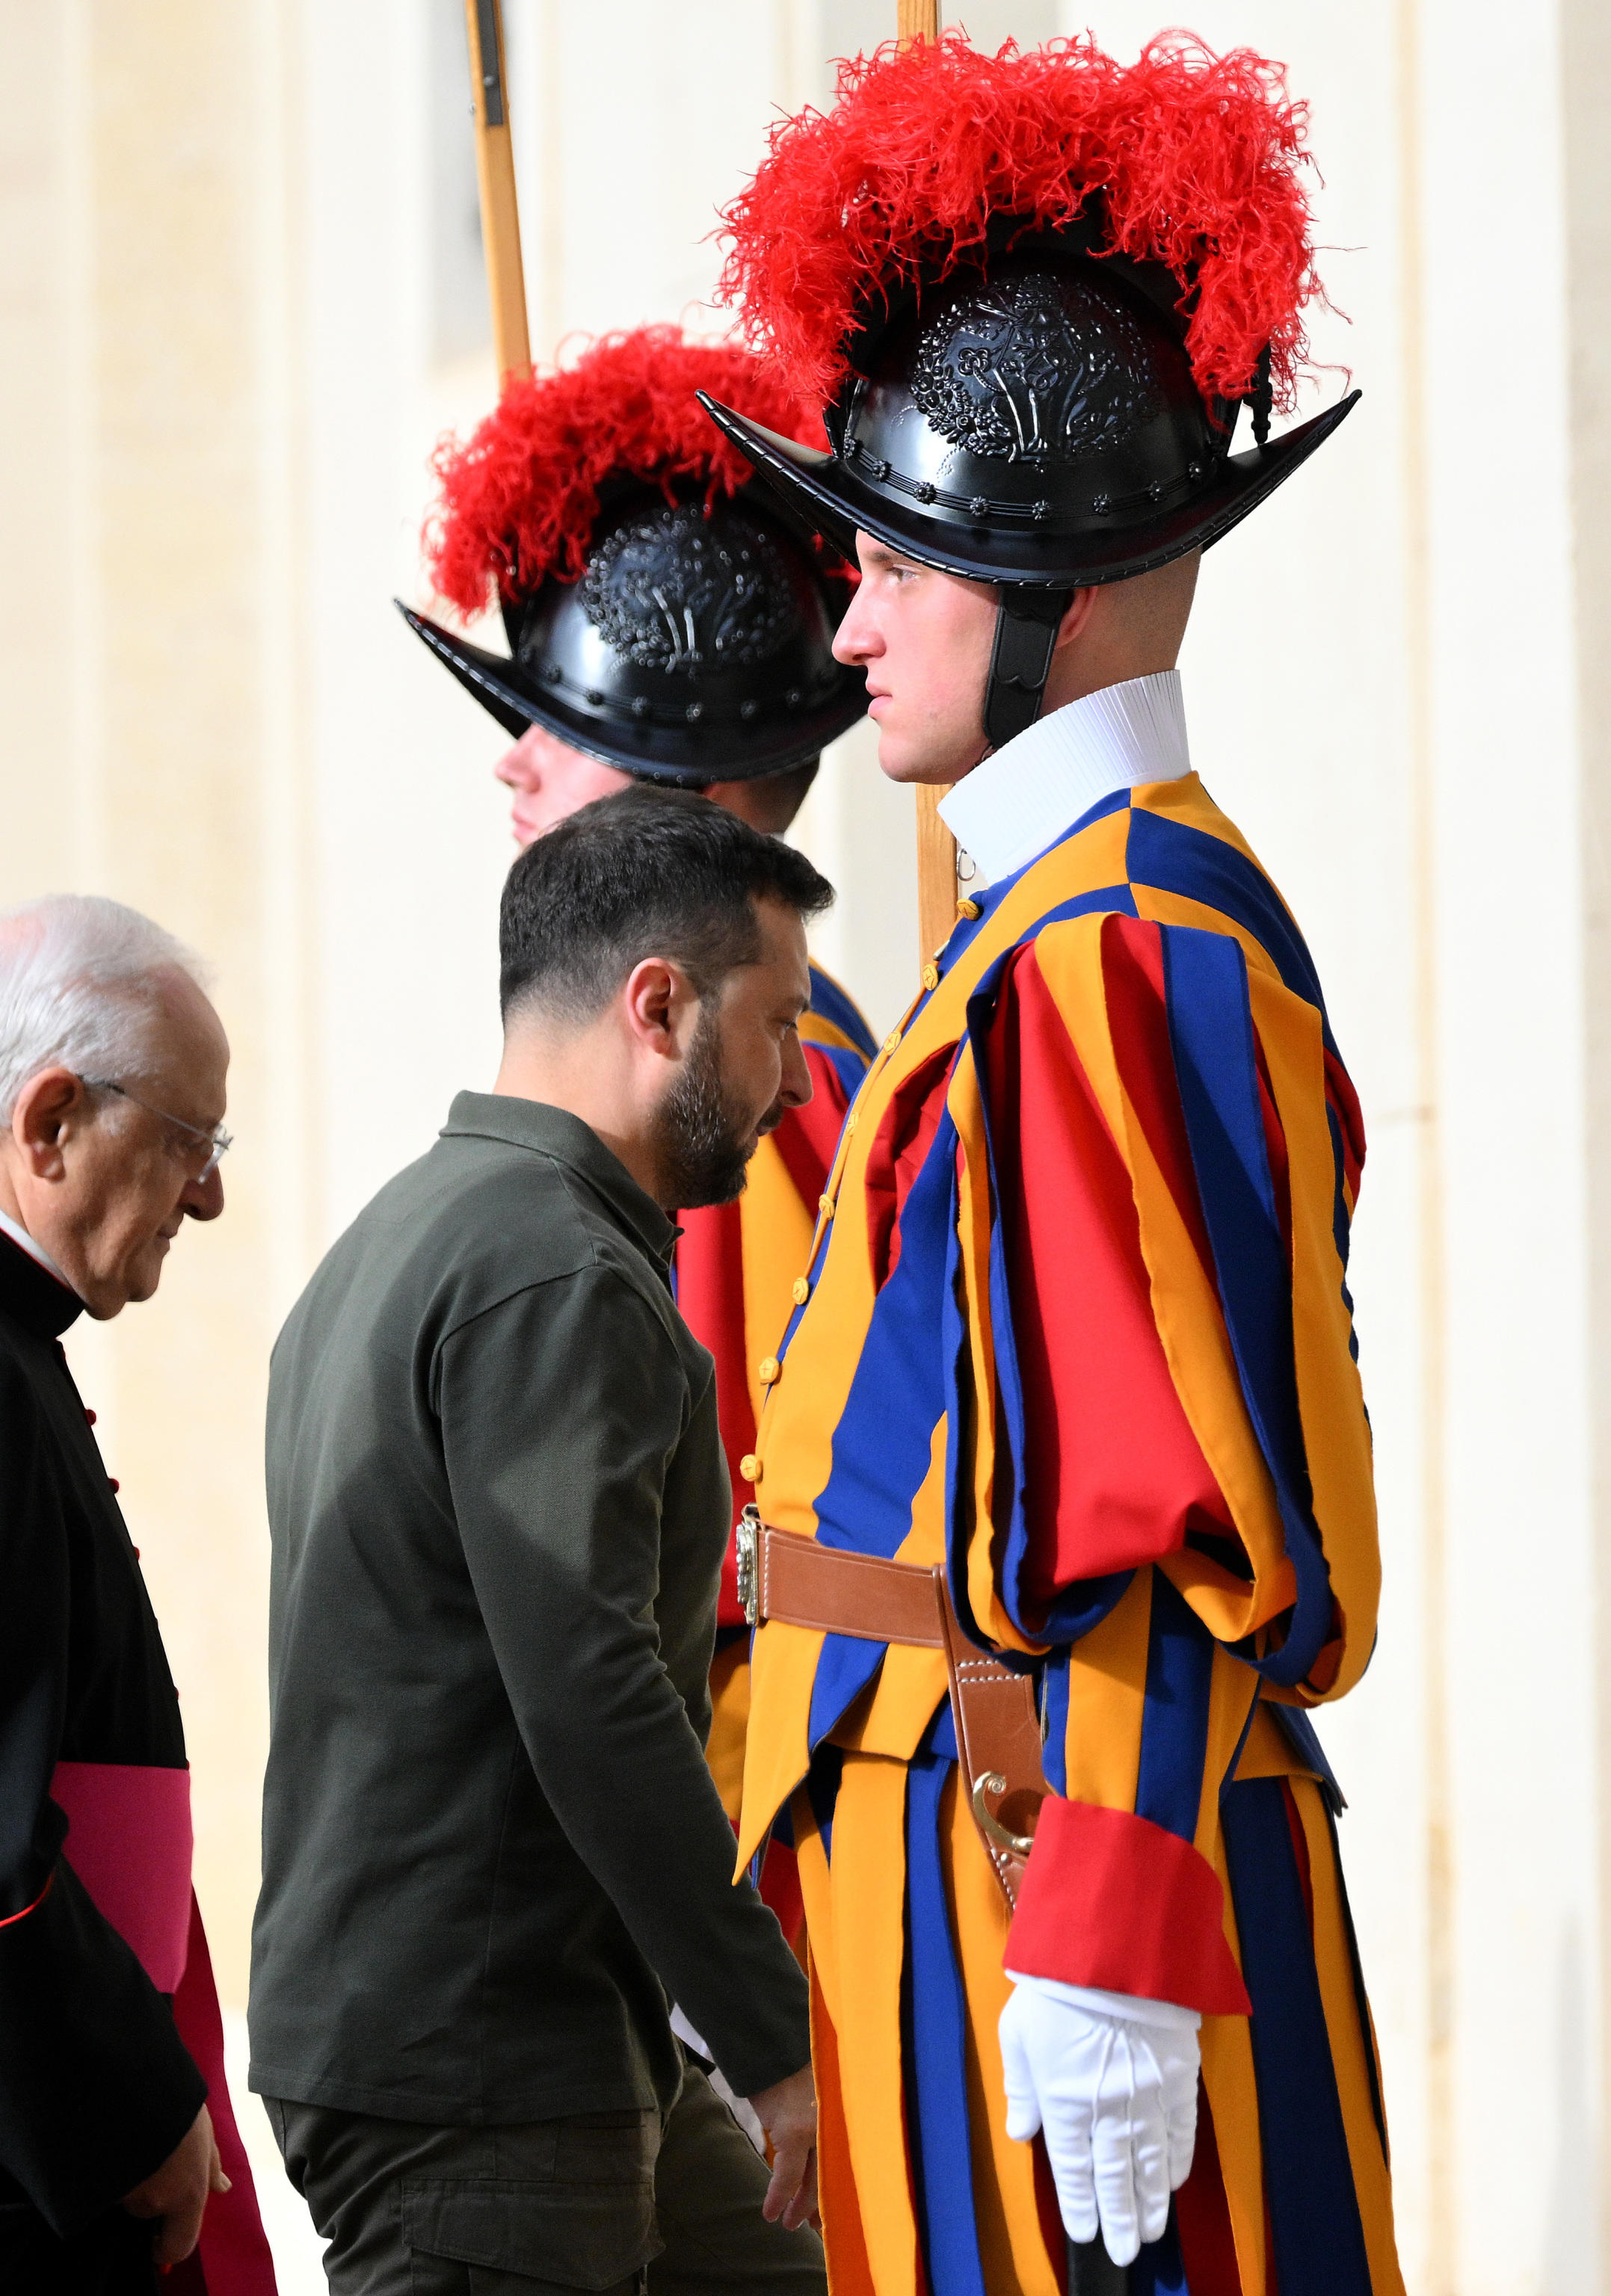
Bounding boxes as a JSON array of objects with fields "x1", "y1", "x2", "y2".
[{"x1": 999, "y1": 1972, "x2": 1200, "y2": 2267}]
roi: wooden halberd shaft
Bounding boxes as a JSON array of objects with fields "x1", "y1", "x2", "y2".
[
  {"x1": 895, "y1": 0, "x2": 960, "y2": 966},
  {"x1": 463, "y1": 0, "x2": 532, "y2": 383}
]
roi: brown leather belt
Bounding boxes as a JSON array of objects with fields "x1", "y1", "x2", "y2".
[{"x1": 737, "y1": 1508, "x2": 1048, "y2": 1904}]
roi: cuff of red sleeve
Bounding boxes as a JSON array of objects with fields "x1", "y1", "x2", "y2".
[{"x1": 1007, "y1": 1797, "x2": 1251, "y2": 2016}]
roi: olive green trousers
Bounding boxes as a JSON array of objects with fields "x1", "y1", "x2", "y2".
[{"x1": 264, "y1": 2056, "x2": 825, "y2": 2296}]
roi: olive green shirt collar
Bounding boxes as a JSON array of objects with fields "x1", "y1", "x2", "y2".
[{"x1": 440, "y1": 1091, "x2": 677, "y2": 1267}]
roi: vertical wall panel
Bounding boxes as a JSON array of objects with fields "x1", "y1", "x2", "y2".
[{"x1": 1563, "y1": 0, "x2": 1611, "y2": 2280}]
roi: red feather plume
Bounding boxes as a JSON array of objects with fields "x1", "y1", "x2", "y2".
[
  {"x1": 717, "y1": 31, "x2": 1324, "y2": 417},
  {"x1": 425, "y1": 327, "x2": 824, "y2": 617}
]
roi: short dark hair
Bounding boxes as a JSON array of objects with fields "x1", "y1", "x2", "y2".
[{"x1": 499, "y1": 786, "x2": 835, "y2": 1025}]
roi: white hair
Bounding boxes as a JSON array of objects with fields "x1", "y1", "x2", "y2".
[{"x1": 0, "y1": 895, "x2": 212, "y2": 1123}]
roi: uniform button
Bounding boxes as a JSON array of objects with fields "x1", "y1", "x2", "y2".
[
  {"x1": 108, "y1": 1478, "x2": 120, "y2": 1493},
  {"x1": 84, "y1": 1408, "x2": 96, "y2": 1425},
  {"x1": 956, "y1": 896, "x2": 982, "y2": 920},
  {"x1": 882, "y1": 1028, "x2": 902, "y2": 1055},
  {"x1": 758, "y1": 1356, "x2": 780, "y2": 1387},
  {"x1": 921, "y1": 962, "x2": 940, "y2": 992},
  {"x1": 792, "y1": 1276, "x2": 810, "y2": 1306},
  {"x1": 740, "y1": 1454, "x2": 763, "y2": 1485}
]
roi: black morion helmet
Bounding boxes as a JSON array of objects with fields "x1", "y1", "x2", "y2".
[
  {"x1": 702, "y1": 35, "x2": 1358, "y2": 750},
  {"x1": 401, "y1": 328, "x2": 867, "y2": 787}
]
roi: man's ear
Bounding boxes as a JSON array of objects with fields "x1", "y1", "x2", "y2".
[
  {"x1": 620, "y1": 957, "x2": 700, "y2": 1061},
  {"x1": 1053, "y1": 587, "x2": 1100, "y2": 655},
  {"x1": 12, "y1": 1067, "x2": 89, "y2": 1181}
]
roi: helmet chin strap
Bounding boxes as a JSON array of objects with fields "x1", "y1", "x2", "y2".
[{"x1": 982, "y1": 587, "x2": 1076, "y2": 754}]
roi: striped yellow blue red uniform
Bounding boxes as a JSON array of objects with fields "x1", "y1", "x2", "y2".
[
  {"x1": 736, "y1": 778, "x2": 1402, "y2": 2296},
  {"x1": 676, "y1": 960, "x2": 875, "y2": 1941}
]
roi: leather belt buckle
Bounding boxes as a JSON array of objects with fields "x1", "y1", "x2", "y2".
[
  {"x1": 739, "y1": 1510, "x2": 1049, "y2": 1907},
  {"x1": 736, "y1": 1503, "x2": 761, "y2": 1629}
]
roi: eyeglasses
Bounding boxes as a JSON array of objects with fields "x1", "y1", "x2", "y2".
[{"x1": 78, "y1": 1076, "x2": 232, "y2": 1182}]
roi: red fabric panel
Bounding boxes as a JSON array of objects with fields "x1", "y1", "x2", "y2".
[
  {"x1": 1324, "y1": 1046, "x2": 1366, "y2": 1205},
  {"x1": 674, "y1": 1201, "x2": 755, "y2": 1624},
  {"x1": 864, "y1": 1045, "x2": 954, "y2": 1290},
  {"x1": 1100, "y1": 918, "x2": 1217, "y2": 1277},
  {"x1": 758, "y1": 1838, "x2": 804, "y2": 1951},
  {"x1": 1007, "y1": 1797, "x2": 1251, "y2": 2015},
  {"x1": 768, "y1": 1042, "x2": 856, "y2": 1209},
  {"x1": 985, "y1": 943, "x2": 1236, "y2": 1599},
  {"x1": 170, "y1": 1893, "x2": 277, "y2": 2295},
  {"x1": 1174, "y1": 2079, "x2": 1243, "y2": 2296}
]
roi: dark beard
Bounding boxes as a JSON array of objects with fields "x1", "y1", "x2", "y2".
[{"x1": 654, "y1": 1004, "x2": 764, "y2": 1210}]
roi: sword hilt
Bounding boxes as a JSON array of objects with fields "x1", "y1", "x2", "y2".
[{"x1": 1067, "y1": 2235, "x2": 1132, "y2": 2295}]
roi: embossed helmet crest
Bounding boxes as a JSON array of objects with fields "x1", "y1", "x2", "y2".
[
  {"x1": 910, "y1": 271, "x2": 1167, "y2": 470},
  {"x1": 581, "y1": 504, "x2": 797, "y2": 678}
]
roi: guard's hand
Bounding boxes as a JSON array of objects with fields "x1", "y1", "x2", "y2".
[
  {"x1": 121, "y1": 2102, "x2": 230, "y2": 2270},
  {"x1": 999, "y1": 1975, "x2": 1198, "y2": 2268},
  {"x1": 745, "y1": 2063, "x2": 819, "y2": 2231}
]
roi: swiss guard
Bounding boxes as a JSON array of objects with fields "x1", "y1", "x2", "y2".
[
  {"x1": 403, "y1": 326, "x2": 876, "y2": 1948},
  {"x1": 701, "y1": 33, "x2": 1404, "y2": 2296}
]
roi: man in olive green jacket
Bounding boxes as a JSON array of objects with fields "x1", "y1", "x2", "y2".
[{"x1": 251, "y1": 790, "x2": 832, "y2": 2296}]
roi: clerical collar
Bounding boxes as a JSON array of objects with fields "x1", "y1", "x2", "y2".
[
  {"x1": 0, "y1": 1215, "x2": 82, "y2": 1339},
  {"x1": 0, "y1": 1204, "x2": 70, "y2": 1289},
  {"x1": 937, "y1": 670, "x2": 1191, "y2": 885}
]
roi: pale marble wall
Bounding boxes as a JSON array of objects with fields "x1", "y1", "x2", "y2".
[
  {"x1": 1, "y1": 4, "x2": 1609, "y2": 2292},
  {"x1": 0, "y1": 0, "x2": 310, "y2": 2038}
]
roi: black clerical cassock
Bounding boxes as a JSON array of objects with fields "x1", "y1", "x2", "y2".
[{"x1": 0, "y1": 1230, "x2": 272, "y2": 2289}]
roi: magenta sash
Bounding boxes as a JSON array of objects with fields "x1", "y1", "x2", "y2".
[
  {"x1": 50, "y1": 1761, "x2": 277, "y2": 2294},
  {"x1": 52, "y1": 1761, "x2": 194, "y2": 1993}
]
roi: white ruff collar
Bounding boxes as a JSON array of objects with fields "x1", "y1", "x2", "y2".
[{"x1": 938, "y1": 670, "x2": 1192, "y2": 884}]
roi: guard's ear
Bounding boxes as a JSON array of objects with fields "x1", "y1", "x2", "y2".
[
  {"x1": 1052, "y1": 587, "x2": 1100, "y2": 654},
  {"x1": 10, "y1": 1067, "x2": 90, "y2": 1181}
]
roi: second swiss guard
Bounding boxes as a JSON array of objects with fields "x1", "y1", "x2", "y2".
[
  {"x1": 702, "y1": 32, "x2": 1405, "y2": 2296},
  {"x1": 404, "y1": 325, "x2": 877, "y2": 1952}
]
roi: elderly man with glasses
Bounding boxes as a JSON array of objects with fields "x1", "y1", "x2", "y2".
[{"x1": 0, "y1": 894, "x2": 274, "y2": 2293}]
